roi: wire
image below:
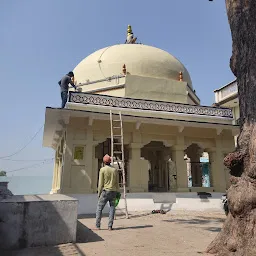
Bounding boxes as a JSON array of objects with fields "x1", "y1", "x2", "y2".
[
  {"x1": 0, "y1": 125, "x2": 44, "y2": 159},
  {"x1": 97, "y1": 45, "x2": 113, "y2": 79},
  {"x1": 6, "y1": 158, "x2": 54, "y2": 173},
  {"x1": 0, "y1": 158, "x2": 53, "y2": 162}
]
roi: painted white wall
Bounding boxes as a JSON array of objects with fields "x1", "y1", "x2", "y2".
[{"x1": 70, "y1": 192, "x2": 224, "y2": 215}]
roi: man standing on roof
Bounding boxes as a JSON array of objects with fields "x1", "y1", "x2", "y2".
[
  {"x1": 96, "y1": 154, "x2": 119, "y2": 231},
  {"x1": 58, "y1": 71, "x2": 77, "y2": 108}
]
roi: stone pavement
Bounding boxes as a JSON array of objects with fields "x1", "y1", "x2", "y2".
[{"x1": 2, "y1": 211, "x2": 226, "y2": 256}]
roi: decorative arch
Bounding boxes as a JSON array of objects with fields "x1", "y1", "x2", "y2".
[
  {"x1": 141, "y1": 141, "x2": 171, "y2": 192},
  {"x1": 185, "y1": 143, "x2": 210, "y2": 188}
]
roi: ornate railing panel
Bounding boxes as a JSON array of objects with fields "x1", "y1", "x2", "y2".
[{"x1": 69, "y1": 92, "x2": 233, "y2": 118}]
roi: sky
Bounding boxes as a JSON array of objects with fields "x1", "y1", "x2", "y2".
[{"x1": 0, "y1": 0, "x2": 235, "y2": 177}]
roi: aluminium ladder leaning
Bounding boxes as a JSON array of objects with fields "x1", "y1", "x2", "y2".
[{"x1": 110, "y1": 110, "x2": 129, "y2": 219}]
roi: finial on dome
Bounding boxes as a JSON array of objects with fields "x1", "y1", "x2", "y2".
[
  {"x1": 179, "y1": 71, "x2": 183, "y2": 81},
  {"x1": 123, "y1": 64, "x2": 127, "y2": 75},
  {"x1": 125, "y1": 25, "x2": 137, "y2": 44},
  {"x1": 127, "y1": 25, "x2": 132, "y2": 34}
]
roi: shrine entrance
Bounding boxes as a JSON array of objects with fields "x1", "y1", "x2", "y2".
[
  {"x1": 185, "y1": 144, "x2": 211, "y2": 188},
  {"x1": 141, "y1": 141, "x2": 170, "y2": 192}
]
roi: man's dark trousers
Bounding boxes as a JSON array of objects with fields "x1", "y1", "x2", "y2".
[
  {"x1": 96, "y1": 190, "x2": 117, "y2": 228},
  {"x1": 61, "y1": 91, "x2": 68, "y2": 108}
]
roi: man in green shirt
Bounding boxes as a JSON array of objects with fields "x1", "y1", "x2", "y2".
[{"x1": 96, "y1": 154, "x2": 119, "y2": 230}]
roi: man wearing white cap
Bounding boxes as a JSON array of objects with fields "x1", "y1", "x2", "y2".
[{"x1": 96, "y1": 154, "x2": 119, "y2": 230}]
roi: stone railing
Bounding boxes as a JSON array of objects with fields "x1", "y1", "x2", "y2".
[
  {"x1": 69, "y1": 92, "x2": 233, "y2": 118},
  {"x1": 215, "y1": 80, "x2": 238, "y2": 104}
]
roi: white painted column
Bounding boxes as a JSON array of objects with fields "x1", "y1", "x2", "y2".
[
  {"x1": 50, "y1": 152, "x2": 58, "y2": 194},
  {"x1": 60, "y1": 127, "x2": 73, "y2": 193},
  {"x1": 208, "y1": 140, "x2": 226, "y2": 192},
  {"x1": 172, "y1": 145, "x2": 189, "y2": 192},
  {"x1": 129, "y1": 143, "x2": 149, "y2": 192},
  {"x1": 83, "y1": 126, "x2": 94, "y2": 193}
]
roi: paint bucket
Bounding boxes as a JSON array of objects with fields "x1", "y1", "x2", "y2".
[{"x1": 114, "y1": 192, "x2": 121, "y2": 207}]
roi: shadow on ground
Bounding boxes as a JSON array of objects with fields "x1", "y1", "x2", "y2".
[
  {"x1": 76, "y1": 221, "x2": 104, "y2": 243},
  {"x1": 114, "y1": 225, "x2": 153, "y2": 230},
  {"x1": 204, "y1": 227, "x2": 222, "y2": 232},
  {"x1": 1, "y1": 243, "x2": 86, "y2": 256},
  {"x1": 162, "y1": 215, "x2": 224, "y2": 233},
  {"x1": 78, "y1": 212, "x2": 153, "y2": 220},
  {"x1": 119, "y1": 212, "x2": 152, "y2": 219}
]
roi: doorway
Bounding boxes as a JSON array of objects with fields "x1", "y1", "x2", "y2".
[{"x1": 141, "y1": 141, "x2": 170, "y2": 192}]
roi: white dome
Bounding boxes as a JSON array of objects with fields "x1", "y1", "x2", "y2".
[{"x1": 74, "y1": 44, "x2": 192, "y2": 88}]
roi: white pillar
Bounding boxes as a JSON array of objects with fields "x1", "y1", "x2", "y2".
[
  {"x1": 83, "y1": 126, "x2": 94, "y2": 193},
  {"x1": 172, "y1": 145, "x2": 189, "y2": 192},
  {"x1": 50, "y1": 152, "x2": 58, "y2": 194},
  {"x1": 208, "y1": 142, "x2": 226, "y2": 192},
  {"x1": 60, "y1": 127, "x2": 73, "y2": 193},
  {"x1": 129, "y1": 143, "x2": 149, "y2": 192}
]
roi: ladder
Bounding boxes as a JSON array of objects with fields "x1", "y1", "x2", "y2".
[{"x1": 110, "y1": 110, "x2": 129, "y2": 219}]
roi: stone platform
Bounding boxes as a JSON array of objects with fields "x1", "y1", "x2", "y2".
[{"x1": 0, "y1": 194, "x2": 78, "y2": 250}]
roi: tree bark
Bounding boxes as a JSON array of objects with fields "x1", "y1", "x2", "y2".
[{"x1": 206, "y1": 1, "x2": 256, "y2": 255}]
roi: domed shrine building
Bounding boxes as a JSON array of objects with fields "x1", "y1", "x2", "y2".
[{"x1": 43, "y1": 40, "x2": 238, "y2": 213}]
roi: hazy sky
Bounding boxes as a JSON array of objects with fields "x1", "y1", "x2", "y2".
[{"x1": 0, "y1": 0, "x2": 235, "y2": 177}]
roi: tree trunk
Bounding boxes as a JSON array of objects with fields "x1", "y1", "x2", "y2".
[{"x1": 206, "y1": 1, "x2": 256, "y2": 255}]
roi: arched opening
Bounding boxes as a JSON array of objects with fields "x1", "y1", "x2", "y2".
[
  {"x1": 200, "y1": 152, "x2": 211, "y2": 188},
  {"x1": 95, "y1": 138, "x2": 129, "y2": 187},
  {"x1": 141, "y1": 141, "x2": 170, "y2": 192},
  {"x1": 185, "y1": 143, "x2": 211, "y2": 188}
]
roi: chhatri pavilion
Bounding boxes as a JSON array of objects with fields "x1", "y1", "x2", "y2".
[{"x1": 43, "y1": 29, "x2": 238, "y2": 213}]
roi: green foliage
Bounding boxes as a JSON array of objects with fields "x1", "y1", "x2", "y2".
[{"x1": 0, "y1": 171, "x2": 7, "y2": 176}]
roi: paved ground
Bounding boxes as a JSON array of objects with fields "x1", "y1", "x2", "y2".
[{"x1": 3, "y1": 211, "x2": 225, "y2": 256}]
